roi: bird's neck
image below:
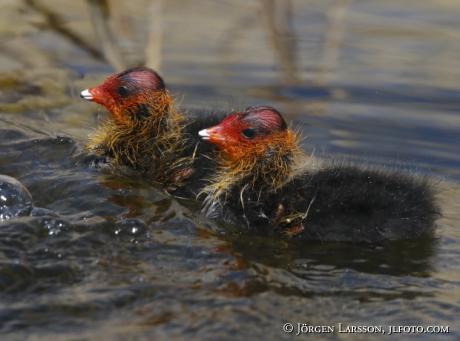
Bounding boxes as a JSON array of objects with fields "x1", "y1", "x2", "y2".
[
  {"x1": 201, "y1": 130, "x2": 305, "y2": 205},
  {"x1": 87, "y1": 91, "x2": 184, "y2": 173}
]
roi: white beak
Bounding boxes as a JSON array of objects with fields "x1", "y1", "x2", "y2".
[
  {"x1": 80, "y1": 89, "x2": 93, "y2": 100},
  {"x1": 198, "y1": 129, "x2": 210, "y2": 140}
]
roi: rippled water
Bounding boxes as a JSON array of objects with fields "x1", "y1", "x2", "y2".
[{"x1": 1, "y1": 1, "x2": 460, "y2": 340}]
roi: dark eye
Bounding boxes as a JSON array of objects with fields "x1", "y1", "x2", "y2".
[
  {"x1": 117, "y1": 85, "x2": 129, "y2": 97},
  {"x1": 241, "y1": 127, "x2": 256, "y2": 139}
]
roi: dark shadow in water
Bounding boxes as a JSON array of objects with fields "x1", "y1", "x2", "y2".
[{"x1": 197, "y1": 221, "x2": 440, "y2": 301}]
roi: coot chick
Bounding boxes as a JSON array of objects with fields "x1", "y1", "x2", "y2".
[
  {"x1": 81, "y1": 67, "x2": 226, "y2": 194},
  {"x1": 198, "y1": 106, "x2": 440, "y2": 243}
]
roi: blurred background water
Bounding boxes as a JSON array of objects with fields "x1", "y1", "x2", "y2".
[{"x1": 0, "y1": 0, "x2": 460, "y2": 340}]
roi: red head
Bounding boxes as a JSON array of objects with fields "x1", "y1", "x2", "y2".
[
  {"x1": 199, "y1": 106, "x2": 301, "y2": 194},
  {"x1": 199, "y1": 106, "x2": 289, "y2": 162},
  {"x1": 81, "y1": 67, "x2": 170, "y2": 121}
]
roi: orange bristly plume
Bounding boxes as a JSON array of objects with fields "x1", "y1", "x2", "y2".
[
  {"x1": 201, "y1": 128, "x2": 307, "y2": 208},
  {"x1": 85, "y1": 89, "x2": 188, "y2": 181}
]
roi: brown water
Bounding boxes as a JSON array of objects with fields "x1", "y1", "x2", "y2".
[{"x1": 1, "y1": 0, "x2": 460, "y2": 340}]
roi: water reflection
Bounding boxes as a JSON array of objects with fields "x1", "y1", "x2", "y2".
[
  {"x1": 84, "y1": 0, "x2": 306, "y2": 78},
  {"x1": 215, "y1": 232, "x2": 439, "y2": 302},
  {"x1": 18, "y1": 0, "x2": 354, "y2": 86},
  {"x1": 259, "y1": 0, "x2": 300, "y2": 84}
]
